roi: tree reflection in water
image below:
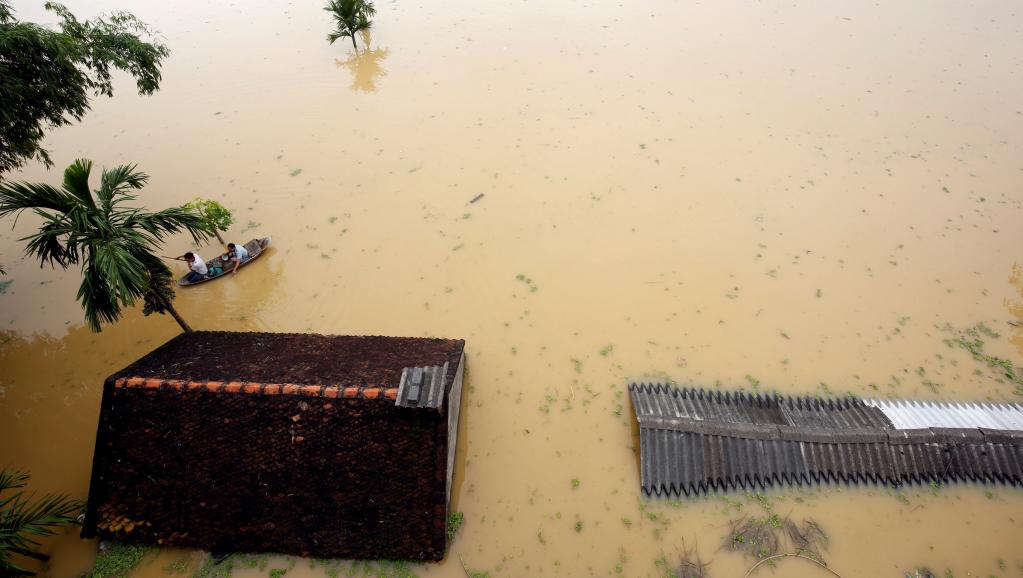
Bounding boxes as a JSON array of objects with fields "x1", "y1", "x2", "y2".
[{"x1": 334, "y1": 32, "x2": 388, "y2": 92}]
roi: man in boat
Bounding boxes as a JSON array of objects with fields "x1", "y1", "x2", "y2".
[
  {"x1": 226, "y1": 242, "x2": 249, "y2": 276},
  {"x1": 181, "y1": 252, "x2": 208, "y2": 283}
]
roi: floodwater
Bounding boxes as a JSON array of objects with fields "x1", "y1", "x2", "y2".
[{"x1": 2, "y1": 0, "x2": 1022, "y2": 576}]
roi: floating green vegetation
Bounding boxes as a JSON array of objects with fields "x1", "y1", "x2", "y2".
[
  {"x1": 570, "y1": 357, "x2": 583, "y2": 373},
  {"x1": 0, "y1": 279, "x2": 13, "y2": 294},
  {"x1": 571, "y1": 478, "x2": 581, "y2": 490},
  {"x1": 193, "y1": 556, "x2": 419, "y2": 578},
  {"x1": 163, "y1": 555, "x2": 190, "y2": 574},
  {"x1": 944, "y1": 322, "x2": 1023, "y2": 395},
  {"x1": 655, "y1": 541, "x2": 708, "y2": 578},
  {"x1": 726, "y1": 514, "x2": 829, "y2": 564},
  {"x1": 515, "y1": 273, "x2": 539, "y2": 292},
  {"x1": 599, "y1": 344, "x2": 615, "y2": 356},
  {"x1": 290, "y1": 168, "x2": 303, "y2": 177},
  {"x1": 89, "y1": 543, "x2": 154, "y2": 578},
  {"x1": 311, "y1": 558, "x2": 418, "y2": 578},
  {"x1": 446, "y1": 511, "x2": 464, "y2": 541},
  {"x1": 193, "y1": 553, "x2": 268, "y2": 578}
]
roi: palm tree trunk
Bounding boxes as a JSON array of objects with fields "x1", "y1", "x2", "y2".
[
  {"x1": 161, "y1": 296, "x2": 193, "y2": 333},
  {"x1": 351, "y1": 33, "x2": 358, "y2": 52},
  {"x1": 214, "y1": 229, "x2": 225, "y2": 245}
]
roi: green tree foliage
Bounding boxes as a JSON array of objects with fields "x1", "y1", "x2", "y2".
[
  {"x1": 0, "y1": 159, "x2": 213, "y2": 332},
  {"x1": 324, "y1": 0, "x2": 375, "y2": 52},
  {"x1": 0, "y1": 469, "x2": 84, "y2": 577},
  {"x1": 0, "y1": 1, "x2": 170, "y2": 175},
  {"x1": 185, "y1": 197, "x2": 233, "y2": 245}
]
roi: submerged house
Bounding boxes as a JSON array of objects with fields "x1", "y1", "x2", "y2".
[
  {"x1": 630, "y1": 383, "x2": 1023, "y2": 497},
  {"x1": 81, "y1": 331, "x2": 466, "y2": 560}
]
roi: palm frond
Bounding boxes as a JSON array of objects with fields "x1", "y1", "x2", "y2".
[
  {"x1": 88, "y1": 239, "x2": 149, "y2": 303},
  {"x1": 0, "y1": 182, "x2": 75, "y2": 219},
  {"x1": 0, "y1": 471, "x2": 30, "y2": 505},
  {"x1": 97, "y1": 164, "x2": 148, "y2": 213},
  {"x1": 122, "y1": 206, "x2": 213, "y2": 245},
  {"x1": 76, "y1": 259, "x2": 122, "y2": 332},
  {"x1": 20, "y1": 212, "x2": 75, "y2": 267},
  {"x1": 327, "y1": 30, "x2": 350, "y2": 43},
  {"x1": 1, "y1": 469, "x2": 83, "y2": 577},
  {"x1": 61, "y1": 159, "x2": 97, "y2": 211}
]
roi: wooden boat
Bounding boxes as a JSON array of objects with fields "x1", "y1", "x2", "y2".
[{"x1": 178, "y1": 237, "x2": 272, "y2": 286}]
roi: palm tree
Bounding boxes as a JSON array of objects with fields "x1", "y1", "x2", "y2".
[
  {"x1": 1, "y1": 469, "x2": 84, "y2": 577},
  {"x1": 0, "y1": 159, "x2": 213, "y2": 332},
  {"x1": 324, "y1": 0, "x2": 375, "y2": 52}
]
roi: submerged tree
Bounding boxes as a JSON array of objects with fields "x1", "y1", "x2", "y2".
[
  {"x1": 0, "y1": 159, "x2": 213, "y2": 332},
  {"x1": 324, "y1": 0, "x2": 375, "y2": 52},
  {"x1": 184, "y1": 197, "x2": 233, "y2": 245},
  {"x1": 0, "y1": 469, "x2": 84, "y2": 577},
  {"x1": 0, "y1": 1, "x2": 170, "y2": 175}
]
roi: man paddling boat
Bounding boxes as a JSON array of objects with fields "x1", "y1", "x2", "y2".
[{"x1": 226, "y1": 242, "x2": 249, "y2": 276}]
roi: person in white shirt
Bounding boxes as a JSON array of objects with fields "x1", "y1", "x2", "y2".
[
  {"x1": 181, "y1": 252, "x2": 207, "y2": 283},
  {"x1": 226, "y1": 242, "x2": 249, "y2": 276}
]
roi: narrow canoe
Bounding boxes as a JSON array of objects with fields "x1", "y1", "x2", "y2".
[{"x1": 177, "y1": 237, "x2": 272, "y2": 287}]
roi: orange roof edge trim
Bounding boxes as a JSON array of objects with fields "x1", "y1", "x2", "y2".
[{"x1": 112, "y1": 376, "x2": 399, "y2": 400}]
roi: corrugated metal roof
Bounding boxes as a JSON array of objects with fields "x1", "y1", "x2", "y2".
[
  {"x1": 865, "y1": 398, "x2": 1023, "y2": 430},
  {"x1": 396, "y1": 363, "x2": 449, "y2": 410},
  {"x1": 630, "y1": 384, "x2": 1023, "y2": 497}
]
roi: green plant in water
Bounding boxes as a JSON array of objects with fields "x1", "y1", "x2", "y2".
[
  {"x1": 0, "y1": 469, "x2": 84, "y2": 577},
  {"x1": 88, "y1": 543, "x2": 153, "y2": 578},
  {"x1": 947, "y1": 323, "x2": 1023, "y2": 395},
  {"x1": 185, "y1": 198, "x2": 234, "y2": 245},
  {"x1": 324, "y1": 0, "x2": 375, "y2": 52},
  {"x1": 446, "y1": 511, "x2": 464, "y2": 541}
]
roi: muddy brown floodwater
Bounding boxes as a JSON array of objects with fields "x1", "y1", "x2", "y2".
[{"x1": 2, "y1": 0, "x2": 1023, "y2": 576}]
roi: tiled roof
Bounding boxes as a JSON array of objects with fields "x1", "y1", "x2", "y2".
[
  {"x1": 83, "y1": 332, "x2": 466, "y2": 561},
  {"x1": 110, "y1": 331, "x2": 464, "y2": 388},
  {"x1": 630, "y1": 384, "x2": 1023, "y2": 497}
]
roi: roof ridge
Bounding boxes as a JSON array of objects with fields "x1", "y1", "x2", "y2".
[{"x1": 113, "y1": 376, "x2": 398, "y2": 401}]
